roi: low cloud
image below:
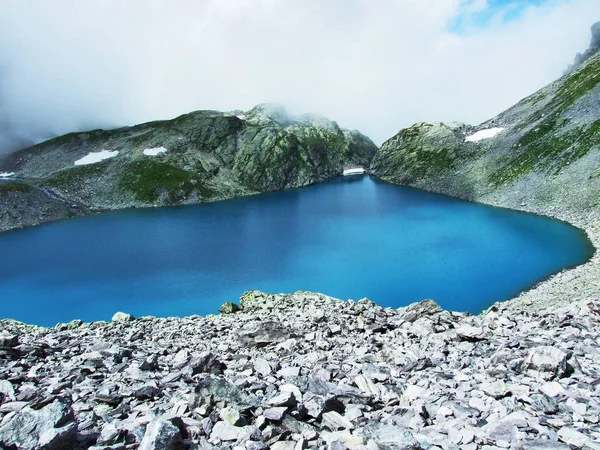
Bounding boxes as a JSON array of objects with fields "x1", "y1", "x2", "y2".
[{"x1": 0, "y1": 0, "x2": 598, "y2": 152}]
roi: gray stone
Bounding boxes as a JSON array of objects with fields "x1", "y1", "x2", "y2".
[
  {"x1": 456, "y1": 324, "x2": 487, "y2": 341},
  {"x1": 219, "y1": 302, "x2": 240, "y2": 314},
  {"x1": 363, "y1": 422, "x2": 421, "y2": 449},
  {"x1": 397, "y1": 299, "x2": 442, "y2": 322},
  {"x1": 139, "y1": 418, "x2": 184, "y2": 450},
  {"x1": 264, "y1": 407, "x2": 288, "y2": 421},
  {"x1": 525, "y1": 347, "x2": 569, "y2": 380},
  {"x1": 111, "y1": 312, "x2": 135, "y2": 323},
  {"x1": 254, "y1": 357, "x2": 272, "y2": 377},
  {"x1": 322, "y1": 411, "x2": 354, "y2": 431},
  {"x1": 210, "y1": 421, "x2": 244, "y2": 441},
  {"x1": 557, "y1": 427, "x2": 591, "y2": 448},
  {"x1": 0, "y1": 332, "x2": 19, "y2": 348},
  {"x1": 513, "y1": 441, "x2": 571, "y2": 450},
  {"x1": 0, "y1": 397, "x2": 76, "y2": 450},
  {"x1": 267, "y1": 390, "x2": 296, "y2": 407},
  {"x1": 221, "y1": 406, "x2": 247, "y2": 426}
]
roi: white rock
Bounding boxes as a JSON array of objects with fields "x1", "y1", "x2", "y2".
[
  {"x1": 211, "y1": 421, "x2": 243, "y2": 441},
  {"x1": 354, "y1": 374, "x2": 380, "y2": 396},
  {"x1": 540, "y1": 381, "x2": 565, "y2": 398},
  {"x1": 111, "y1": 311, "x2": 135, "y2": 323},
  {"x1": 557, "y1": 427, "x2": 591, "y2": 448}
]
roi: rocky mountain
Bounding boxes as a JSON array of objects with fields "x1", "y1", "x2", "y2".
[
  {"x1": 0, "y1": 104, "x2": 377, "y2": 231},
  {"x1": 572, "y1": 21, "x2": 600, "y2": 69},
  {"x1": 371, "y1": 47, "x2": 600, "y2": 217},
  {"x1": 370, "y1": 25, "x2": 600, "y2": 311}
]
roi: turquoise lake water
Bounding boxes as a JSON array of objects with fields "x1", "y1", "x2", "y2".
[{"x1": 0, "y1": 175, "x2": 594, "y2": 326}]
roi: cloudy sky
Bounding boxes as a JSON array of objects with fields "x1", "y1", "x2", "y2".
[{"x1": 0, "y1": 0, "x2": 598, "y2": 151}]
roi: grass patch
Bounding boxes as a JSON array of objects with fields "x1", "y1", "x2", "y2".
[
  {"x1": 118, "y1": 159, "x2": 214, "y2": 203},
  {"x1": 491, "y1": 119, "x2": 600, "y2": 186},
  {"x1": 44, "y1": 163, "x2": 107, "y2": 189},
  {"x1": 0, "y1": 183, "x2": 33, "y2": 194}
]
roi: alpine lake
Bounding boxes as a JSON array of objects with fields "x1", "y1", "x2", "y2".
[{"x1": 0, "y1": 175, "x2": 594, "y2": 326}]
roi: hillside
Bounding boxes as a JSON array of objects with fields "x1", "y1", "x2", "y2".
[
  {"x1": 370, "y1": 29, "x2": 600, "y2": 312},
  {"x1": 371, "y1": 49, "x2": 600, "y2": 217},
  {"x1": 0, "y1": 104, "x2": 377, "y2": 231}
]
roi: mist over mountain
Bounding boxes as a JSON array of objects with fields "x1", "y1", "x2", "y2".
[{"x1": 0, "y1": 0, "x2": 599, "y2": 154}]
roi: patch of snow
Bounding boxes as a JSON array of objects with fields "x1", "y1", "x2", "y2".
[
  {"x1": 143, "y1": 146, "x2": 167, "y2": 156},
  {"x1": 465, "y1": 127, "x2": 504, "y2": 143},
  {"x1": 74, "y1": 150, "x2": 119, "y2": 166},
  {"x1": 236, "y1": 114, "x2": 246, "y2": 120},
  {"x1": 0, "y1": 172, "x2": 15, "y2": 178},
  {"x1": 343, "y1": 168, "x2": 365, "y2": 176}
]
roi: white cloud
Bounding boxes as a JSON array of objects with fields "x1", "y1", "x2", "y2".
[{"x1": 0, "y1": 0, "x2": 598, "y2": 150}]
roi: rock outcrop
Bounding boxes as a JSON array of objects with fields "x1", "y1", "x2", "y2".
[
  {"x1": 572, "y1": 21, "x2": 600, "y2": 69},
  {"x1": 0, "y1": 290, "x2": 598, "y2": 450},
  {"x1": 0, "y1": 104, "x2": 377, "y2": 232}
]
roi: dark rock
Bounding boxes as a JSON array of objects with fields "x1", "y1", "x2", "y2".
[
  {"x1": 0, "y1": 333, "x2": 19, "y2": 348},
  {"x1": 188, "y1": 351, "x2": 226, "y2": 376},
  {"x1": 219, "y1": 302, "x2": 241, "y2": 314},
  {"x1": 0, "y1": 397, "x2": 76, "y2": 450},
  {"x1": 134, "y1": 385, "x2": 162, "y2": 400},
  {"x1": 139, "y1": 418, "x2": 184, "y2": 450}
]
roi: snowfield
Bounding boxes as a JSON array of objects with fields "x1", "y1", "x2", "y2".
[
  {"x1": 0, "y1": 172, "x2": 15, "y2": 178},
  {"x1": 143, "y1": 147, "x2": 167, "y2": 156},
  {"x1": 465, "y1": 127, "x2": 504, "y2": 143},
  {"x1": 74, "y1": 150, "x2": 119, "y2": 166}
]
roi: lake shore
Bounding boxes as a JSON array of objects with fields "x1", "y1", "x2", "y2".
[
  {"x1": 468, "y1": 197, "x2": 599, "y2": 314},
  {"x1": 0, "y1": 175, "x2": 593, "y2": 325}
]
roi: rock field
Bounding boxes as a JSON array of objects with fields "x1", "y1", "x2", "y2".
[{"x1": 0, "y1": 290, "x2": 598, "y2": 450}]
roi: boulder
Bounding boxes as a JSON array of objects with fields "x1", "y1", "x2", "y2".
[
  {"x1": 111, "y1": 312, "x2": 135, "y2": 323},
  {"x1": 0, "y1": 397, "x2": 76, "y2": 450},
  {"x1": 219, "y1": 302, "x2": 240, "y2": 314},
  {"x1": 139, "y1": 418, "x2": 184, "y2": 450},
  {"x1": 525, "y1": 347, "x2": 569, "y2": 380},
  {"x1": 397, "y1": 299, "x2": 442, "y2": 323},
  {"x1": 0, "y1": 332, "x2": 19, "y2": 348}
]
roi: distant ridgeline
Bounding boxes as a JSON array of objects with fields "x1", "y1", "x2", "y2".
[{"x1": 0, "y1": 104, "x2": 377, "y2": 231}]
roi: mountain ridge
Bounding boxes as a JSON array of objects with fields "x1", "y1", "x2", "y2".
[
  {"x1": 370, "y1": 32, "x2": 600, "y2": 313},
  {"x1": 0, "y1": 104, "x2": 377, "y2": 232}
]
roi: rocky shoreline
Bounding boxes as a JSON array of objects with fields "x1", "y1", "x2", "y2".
[
  {"x1": 0, "y1": 291, "x2": 599, "y2": 450},
  {"x1": 375, "y1": 177, "x2": 600, "y2": 316},
  {"x1": 476, "y1": 200, "x2": 599, "y2": 316}
]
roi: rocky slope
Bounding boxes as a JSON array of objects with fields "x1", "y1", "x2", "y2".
[
  {"x1": 0, "y1": 104, "x2": 377, "y2": 232},
  {"x1": 371, "y1": 24, "x2": 600, "y2": 312},
  {"x1": 0, "y1": 291, "x2": 598, "y2": 450}
]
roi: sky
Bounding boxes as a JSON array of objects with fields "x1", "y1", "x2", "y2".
[{"x1": 0, "y1": 0, "x2": 598, "y2": 152}]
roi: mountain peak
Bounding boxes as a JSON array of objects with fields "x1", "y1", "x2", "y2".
[{"x1": 571, "y1": 20, "x2": 600, "y2": 69}]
